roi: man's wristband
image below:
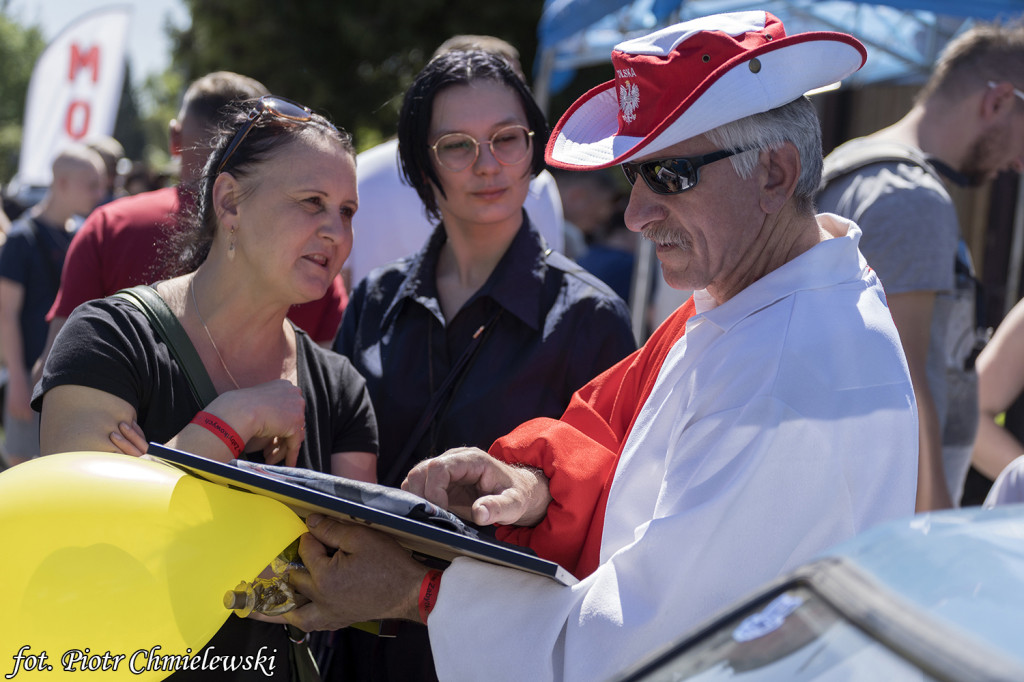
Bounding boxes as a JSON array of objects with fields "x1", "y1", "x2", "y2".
[
  {"x1": 190, "y1": 410, "x2": 244, "y2": 459},
  {"x1": 418, "y1": 569, "x2": 443, "y2": 623}
]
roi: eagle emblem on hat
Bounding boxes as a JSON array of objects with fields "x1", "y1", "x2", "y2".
[{"x1": 619, "y1": 80, "x2": 639, "y2": 123}]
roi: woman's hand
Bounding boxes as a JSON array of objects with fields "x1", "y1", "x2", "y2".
[
  {"x1": 102, "y1": 381, "x2": 306, "y2": 465},
  {"x1": 39, "y1": 385, "x2": 140, "y2": 456},
  {"x1": 40, "y1": 380, "x2": 306, "y2": 467},
  {"x1": 198, "y1": 380, "x2": 307, "y2": 466},
  {"x1": 402, "y1": 447, "x2": 552, "y2": 527},
  {"x1": 110, "y1": 420, "x2": 148, "y2": 456}
]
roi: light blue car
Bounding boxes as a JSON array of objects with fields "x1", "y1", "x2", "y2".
[{"x1": 613, "y1": 505, "x2": 1024, "y2": 681}]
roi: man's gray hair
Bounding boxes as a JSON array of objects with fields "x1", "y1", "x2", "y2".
[{"x1": 704, "y1": 96, "x2": 823, "y2": 214}]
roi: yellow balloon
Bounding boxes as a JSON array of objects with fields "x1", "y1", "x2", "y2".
[{"x1": 0, "y1": 452, "x2": 308, "y2": 680}]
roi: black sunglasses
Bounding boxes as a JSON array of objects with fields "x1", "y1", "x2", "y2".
[
  {"x1": 215, "y1": 95, "x2": 320, "y2": 174},
  {"x1": 621, "y1": 148, "x2": 752, "y2": 195}
]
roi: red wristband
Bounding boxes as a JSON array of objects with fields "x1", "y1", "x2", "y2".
[
  {"x1": 418, "y1": 569, "x2": 443, "y2": 623},
  {"x1": 191, "y1": 411, "x2": 244, "y2": 459}
]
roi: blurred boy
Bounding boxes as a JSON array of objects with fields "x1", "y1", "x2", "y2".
[{"x1": 0, "y1": 145, "x2": 105, "y2": 466}]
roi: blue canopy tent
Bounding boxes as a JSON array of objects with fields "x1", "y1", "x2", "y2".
[
  {"x1": 533, "y1": 0, "x2": 1024, "y2": 338},
  {"x1": 535, "y1": 0, "x2": 1024, "y2": 107}
]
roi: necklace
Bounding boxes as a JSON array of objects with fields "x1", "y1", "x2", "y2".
[{"x1": 190, "y1": 275, "x2": 241, "y2": 390}]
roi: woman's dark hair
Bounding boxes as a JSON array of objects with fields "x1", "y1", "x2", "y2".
[
  {"x1": 397, "y1": 50, "x2": 549, "y2": 222},
  {"x1": 165, "y1": 98, "x2": 354, "y2": 275}
]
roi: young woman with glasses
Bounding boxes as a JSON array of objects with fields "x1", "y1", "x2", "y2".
[
  {"x1": 33, "y1": 96, "x2": 379, "y2": 678},
  {"x1": 326, "y1": 49, "x2": 635, "y2": 681}
]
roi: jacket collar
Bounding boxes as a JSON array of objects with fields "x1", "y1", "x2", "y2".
[{"x1": 381, "y1": 210, "x2": 549, "y2": 331}]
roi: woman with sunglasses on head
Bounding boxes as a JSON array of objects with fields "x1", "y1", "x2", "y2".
[
  {"x1": 33, "y1": 96, "x2": 379, "y2": 678},
  {"x1": 326, "y1": 50, "x2": 634, "y2": 681}
]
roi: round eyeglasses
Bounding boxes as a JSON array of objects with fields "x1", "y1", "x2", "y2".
[
  {"x1": 621, "y1": 148, "x2": 753, "y2": 195},
  {"x1": 215, "y1": 95, "x2": 323, "y2": 174},
  {"x1": 430, "y1": 125, "x2": 535, "y2": 172}
]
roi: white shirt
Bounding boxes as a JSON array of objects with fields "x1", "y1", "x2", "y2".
[
  {"x1": 427, "y1": 215, "x2": 918, "y2": 682},
  {"x1": 345, "y1": 138, "x2": 565, "y2": 287},
  {"x1": 984, "y1": 454, "x2": 1024, "y2": 507}
]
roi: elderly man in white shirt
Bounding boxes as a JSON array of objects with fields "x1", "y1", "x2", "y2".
[{"x1": 284, "y1": 11, "x2": 918, "y2": 682}]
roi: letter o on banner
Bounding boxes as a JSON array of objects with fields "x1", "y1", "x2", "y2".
[{"x1": 64, "y1": 100, "x2": 91, "y2": 139}]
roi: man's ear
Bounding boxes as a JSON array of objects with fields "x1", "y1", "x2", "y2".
[
  {"x1": 981, "y1": 81, "x2": 1019, "y2": 123},
  {"x1": 168, "y1": 119, "x2": 183, "y2": 157},
  {"x1": 50, "y1": 172, "x2": 68, "y2": 196},
  {"x1": 212, "y1": 172, "x2": 241, "y2": 227},
  {"x1": 759, "y1": 142, "x2": 800, "y2": 214}
]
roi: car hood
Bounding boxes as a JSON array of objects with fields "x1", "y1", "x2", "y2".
[{"x1": 820, "y1": 504, "x2": 1024, "y2": 666}]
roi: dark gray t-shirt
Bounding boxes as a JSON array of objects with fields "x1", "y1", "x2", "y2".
[{"x1": 818, "y1": 140, "x2": 979, "y2": 501}]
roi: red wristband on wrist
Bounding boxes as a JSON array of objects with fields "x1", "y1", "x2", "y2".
[
  {"x1": 418, "y1": 569, "x2": 443, "y2": 623},
  {"x1": 191, "y1": 410, "x2": 244, "y2": 459}
]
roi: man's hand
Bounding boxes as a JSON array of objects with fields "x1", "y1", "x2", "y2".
[
  {"x1": 283, "y1": 515, "x2": 427, "y2": 632},
  {"x1": 402, "y1": 447, "x2": 552, "y2": 527}
]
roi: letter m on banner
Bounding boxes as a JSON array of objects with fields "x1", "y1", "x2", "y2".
[
  {"x1": 70, "y1": 43, "x2": 102, "y2": 82},
  {"x1": 16, "y1": 6, "x2": 131, "y2": 189}
]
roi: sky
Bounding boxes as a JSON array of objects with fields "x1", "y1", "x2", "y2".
[{"x1": 6, "y1": 0, "x2": 190, "y2": 87}]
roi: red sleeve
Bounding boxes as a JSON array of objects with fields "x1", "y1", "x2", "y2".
[
  {"x1": 47, "y1": 211, "x2": 108, "y2": 321},
  {"x1": 490, "y1": 298, "x2": 695, "y2": 577},
  {"x1": 288, "y1": 275, "x2": 347, "y2": 344}
]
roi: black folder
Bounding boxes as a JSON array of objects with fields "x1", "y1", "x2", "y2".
[{"x1": 147, "y1": 443, "x2": 577, "y2": 586}]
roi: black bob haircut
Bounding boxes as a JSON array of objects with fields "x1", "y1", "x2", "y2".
[{"x1": 397, "y1": 49, "x2": 550, "y2": 222}]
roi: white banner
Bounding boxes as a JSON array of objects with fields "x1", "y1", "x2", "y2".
[{"x1": 16, "y1": 5, "x2": 132, "y2": 188}]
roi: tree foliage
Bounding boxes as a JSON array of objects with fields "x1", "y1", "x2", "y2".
[
  {"x1": 138, "y1": 69, "x2": 187, "y2": 171},
  {"x1": 0, "y1": 12, "x2": 45, "y2": 184},
  {"x1": 113, "y1": 64, "x2": 148, "y2": 161},
  {"x1": 169, "y1": 0, "x2": 546, "y2": 150},
  {"x1": 0, "y1": 11, "x2": 152, "y2": 186}
]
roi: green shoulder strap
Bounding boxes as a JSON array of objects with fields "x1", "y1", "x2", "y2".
[{"x1": 113, "y1": 285, "x2": 218, "y2": 407}]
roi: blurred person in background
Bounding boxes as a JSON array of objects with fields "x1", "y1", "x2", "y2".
[
  {"x1": 122, "y1": 160, "x2": 167, "y2": 195},
  {"x1": 0, "y1": 144, "x2": 106, "y2": 467},
  {"x1": 85, "y1": 135, "x2": 126, "y2": 204},
  {"x1": 554, "y1": 168, "x2": 638, "y2": 301},
  {"x1": 818, "y1": 22, "x2": 1024, "y2": 509},
  {"x1": 972, "y1": 296, "x2": 1024, "y2": 491},
  {"x1": 554, "y1": 168, "x2": 618, "y2": 260},
  {"x1": 0, "y1": 194, "x2": 11, "y2": 237}
]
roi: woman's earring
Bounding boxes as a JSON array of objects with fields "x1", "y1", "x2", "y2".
[{"x1": 229, "y1": 225, "x2": 236, "y2": 252}]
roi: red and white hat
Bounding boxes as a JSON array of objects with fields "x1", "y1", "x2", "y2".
[{"x1": 545, "y1": 11, "x2": 866, "y2": 170}]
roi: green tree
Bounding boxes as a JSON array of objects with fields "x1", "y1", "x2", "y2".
[
  {"x1": 113, "y1": 63, "x2": 148, "y2": 162},
  {"x1": 0, "y1": 12, "x2": 45, "y2": 185},
  {"x1": 0, "y1": 10, "x2": 153, "y2": 189},
  {"x1": 138, "y1": 68, "x2": 186, "y2": 174},
  {"x1": 170, "y1": 0, "x2": 546, "y2": 151}
]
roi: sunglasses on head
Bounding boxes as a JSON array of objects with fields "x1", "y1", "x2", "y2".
[
  {"x1": 621, "y1": 148, "x2": 752, "y2": 195},
  {"x1": 215, "y1": 95, "x2": 323, "y2": 174}
]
